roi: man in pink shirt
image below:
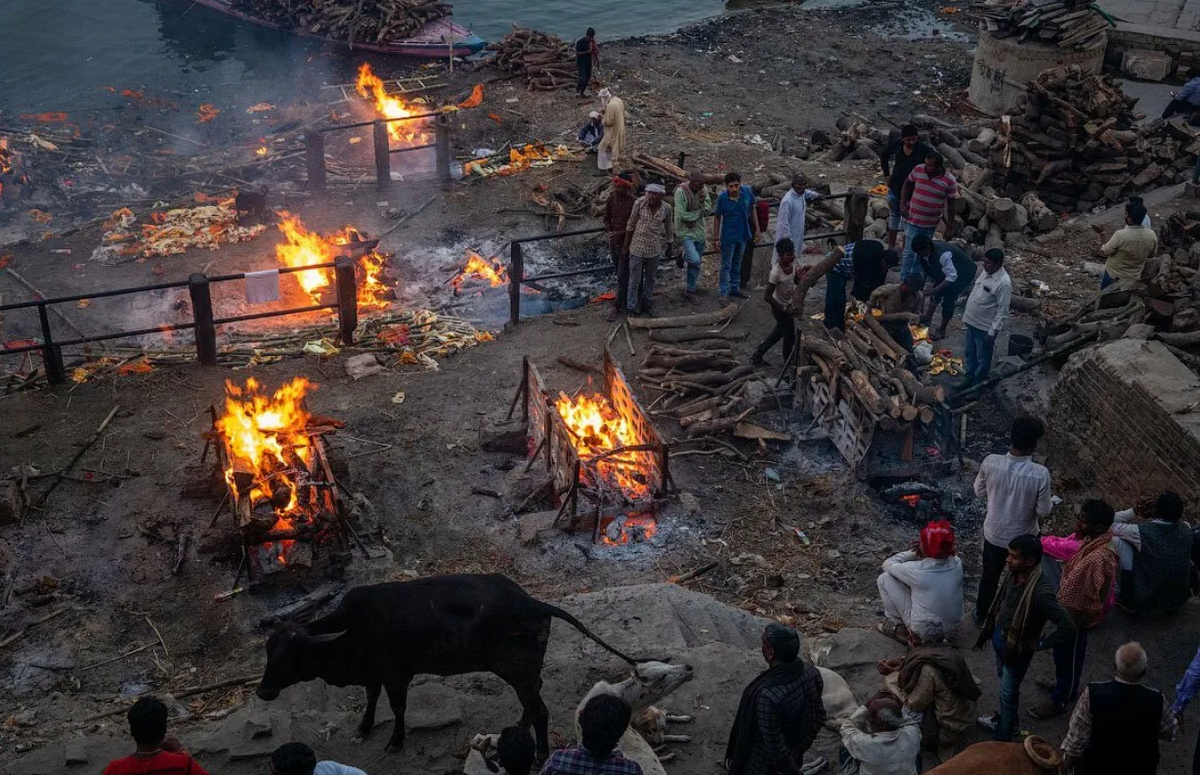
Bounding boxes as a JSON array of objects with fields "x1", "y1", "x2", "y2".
[{"x1": 899, "y1": 152, "x2": 958, "y2": 284}]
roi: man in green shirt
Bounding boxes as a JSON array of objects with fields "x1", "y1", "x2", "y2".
[{"x1": 674, "y1": 171, "x2": 712, "y2": 302}]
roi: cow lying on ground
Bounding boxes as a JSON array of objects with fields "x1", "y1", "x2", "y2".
[
  {"x1": 925, "y1": 740, "x2": 1060, "y2": 775},
  {"x1": 255, "y1": 574, "x2": 645, "y2": 757}
]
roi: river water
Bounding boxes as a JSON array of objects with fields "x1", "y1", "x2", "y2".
[{"x1": 0, "y1": 0, "x2": 726, "y2": 115}]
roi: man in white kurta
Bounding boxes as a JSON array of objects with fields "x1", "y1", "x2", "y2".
[
  {"x1": 772, "y1": 172, "x2": 822, "y2": 264},
  {"x1": 877, "y1": 520, "x2": 964, "y2": 639}
]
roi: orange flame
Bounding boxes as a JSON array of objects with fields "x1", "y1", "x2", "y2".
[
  {"x1": 900, "y1": 494, "x2": 922, "y2": 507},
  {"x1": 355, "y1": 63, "x2": 430, "y2": 144},
  {"x1": 600, "y1": 514, "x2": 658, "y2": 546},
  {"x1": 555, "y1": 391, "x2": 654, "y2": 502},
  {"x1": 453, "y1": 250, "x2": 507, "y2": 289},
  {"x1": 274, "y1": 212, "x2": 392, "y2": 310}
]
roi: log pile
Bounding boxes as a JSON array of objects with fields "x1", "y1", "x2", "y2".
[
  {"x1": 484, "y1": 26, "x2": 576, "y2": 90},
  {"x1": 639, "y1": 335, "x2": 761, "y2": 439},
  {"x1": 996, "y1": 66, "x2": 1200, "y2": 212},
  {"x1": 800, "y1": 317, "x2": 945, "y2": 436},
  {"x1": 230, "y1": 0, "x2": 452, "y2": 45},
  {"x1": 969, "y1": 0, "x2": 1111, "y2": 48}
]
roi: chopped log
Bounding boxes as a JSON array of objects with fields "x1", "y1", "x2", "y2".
[
  {"x1": 1153, "y1": 330, "x2": 1200, "y2": 347},
  {"x1": 890, "y1": 368, "x2": 945, "y2": 405},
  {"x1": 900, "y1": 405, "x2": 919, "y2": 422},
  {"x1": 859, "y1": 314, "x2": 908, "y2": 362},
  {"x1": 1018, "y1": 192, "x2": 1057, "y2": 233},
  {"x1": 644, "y1": 353, "x2": 740, "y2": 372},
  {"x1": 986, "y1": 198, "x2": 1029, "y2": 232},
  {"x1": 666, "y1": 364, "x2": 755, "y2": 387},
  {"x1": 649, "y1": 329, "x2": 747, "y2": 343},
  {"x1": 669, "y1": 395, "x2": 726, "y2": 418},
  {"x1": 850, "y1": 370, "x2": 889, "y2": 415},
  {"x1": 686, "y1": 408, "x2": 755, "y2": 438},
  {"x1": 800, "y1": 338, "x2": 848, "y2": 369},
  {"x1": 628, "y1": 304, "x2": 738, "y2": 329},
  {"x1": 648, "y1": 344, "x2": 733, "y2": 357},
  {"x1": 557, "y1": 356, "x2": 600, "y2": 374},
  {"x1": 733, "y1": 422, "x2": 791, "y2": 441},
  {"x1": 1009, "y1": 295, "x2": 1043, "y2": 313},
  {"x1": 937, "y1": 142, "x2": 968, "y2": 170},
  {"x1": 918, "y1": 405, "x2": 936, "y2": 424},
  {"x1": 968, "y1": 127, "x2": 998, "y2": 154}
]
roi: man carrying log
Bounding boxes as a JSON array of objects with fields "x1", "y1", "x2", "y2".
[
  {"x1": 881, "y1": 124, "x2": 935, "y2": 251},
  {"x1": 605, "y1": 172, "x2": 638, "y2": 323},
  {"x1": 574, "y1": 28, "x2": 599, "y2": 98},
  {"x1": 911, "y1": 236, "x2": 977, "y2": 341},
  {"x1": 623, "y1": 183, "x2": 674, "y2": 317},
  {"x1": 900, "y1": 151, "x2": 958, "y2": 284},
  {"x1": 960, "y1": 248, "x2": 1011, "y2": 390},
  {"x1": 675, "y1": 170, "x2": 712, "y2": 303},
  {"x1": 752, "y1": 238, "x2": 799, "y2": 367},
  {"x1": 1099, "y1": 200, "x2": 1157, "y2": 289}
]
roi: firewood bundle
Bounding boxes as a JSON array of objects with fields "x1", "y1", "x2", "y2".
[
  {"x1": 638, "y1": 333, "x2": 762, "y2": 438},
  {"x1": 996, "y1": 65, "x2": 1200, "y2": 212},
  {"x1": 230, "y1": 0, "x2": 451, "y2": 45},
  {"x1": 969, "y1": 0, "x2": 1111, "y2": 48},
  {"x1": 484, "y1": 26, "x2": 575, "y2": 90},
  {"x1": 800, "y1": 317, "x2": 945, "y2": 434}
]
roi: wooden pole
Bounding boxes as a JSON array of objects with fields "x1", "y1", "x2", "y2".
[
  {"x1": 188, "y1": 273, "x2": 217, "y2": 366},
  {"x1": 37, "y1": 303, "x2": 65, "y2": 384},
  {"x1": 509, "y1": 241, "x2": 524, "y2": 327},
  {"x1": 373, "y1": 120, "x2": 391, "y2": 189},
  {"x1": 334, "y1": 256, "x2": 358, "y2": 345},
  {"x1": 305, "y1": 132, "x2": 326, "y2": 191},
  {"x1": 844, "y1": 186, "x2": 869, "y2": 243},
  {"x1": 435, "y1": 114, "x2": 453, "y2": 183}
]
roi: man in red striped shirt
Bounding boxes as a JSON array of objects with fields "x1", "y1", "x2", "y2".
[
  {"x1": 103, "y1": 697, "x2": 210, "y2": 775},
  {"x1": 899, "y1": 152, "x2": 958, "y2": 283}
]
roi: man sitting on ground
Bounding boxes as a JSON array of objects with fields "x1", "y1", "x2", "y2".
[
  {"x1": 838, "y1": 695, "x2": 922, "y2": 775},
  {"x1": 1113, "y1": 491, "x2": 1194, "y2": 617},
  {"x1": 541, "y1": 695, "x2": 643, "y2": 775},
  {"x1": 877, "y1": 519, "x2": 964, "y2": 643},
  {"x1": 271, "y1": 743, "x2": 367, "y2": 775},
  {"x1": 1099, "y1": 199, "x2": 1157, "y2": 289},
  {"x1": 103, "y1": 697, "x2": 210, "y2": 775},
  {"x1": 464, "y1": 726, "x2": 536, "y2": 775},
  {"x1": 578, "y1": 112, "x2": 604, "y2": 152},
  {"x1": 878, "y1": 621, "x2": 981, "y2": 764}
]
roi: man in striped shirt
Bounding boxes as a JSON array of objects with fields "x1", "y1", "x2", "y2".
[{"x1": 899, "y1": 152, "x2": 958, "y2": 283}]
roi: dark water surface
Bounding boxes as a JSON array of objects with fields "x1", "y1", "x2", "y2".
[{"x1": 0, "y1": 0, "x2": 725, "y2": 115}]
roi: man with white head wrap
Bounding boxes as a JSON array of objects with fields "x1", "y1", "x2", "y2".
[
  {"x1": 597, "y1": 88, "x2": 626, "y2": 172},
  {"x1": 622, "y1": 183, "x2": 673, "y2": 316}
]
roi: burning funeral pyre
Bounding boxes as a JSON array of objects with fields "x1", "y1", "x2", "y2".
[
  {"x1": 356, "y1": 63, "x2": 434, "y2": 145},
  {"x1": 451, "y1": 250, "x2": 508, "y2": 294},
  {"x1": 208, "y1": 377, "x2": 349, "y2": 580},
  {"x1": 520, "y1": 351, "x2": 668, "y2": 545},
  {"x1": 275, "y1": 212, "x2": 395, "y2": 310},
  {"x1": 0, "y1": 136, "x2": 30, "y2": 202}
]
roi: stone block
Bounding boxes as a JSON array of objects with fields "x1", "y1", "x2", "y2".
[
  {"x1": 1186, "y1": 181, "x2": 1200, "y2": 199},
  {"x1": 1122, "y1": 49, "x2": 1173, "y2": 81}
]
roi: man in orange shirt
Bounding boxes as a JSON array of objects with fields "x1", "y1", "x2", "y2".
[{"x1": 102, "y1": 697, "x2": 210, "y2": 775}]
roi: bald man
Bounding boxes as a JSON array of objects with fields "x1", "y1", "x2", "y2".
[{"x1": 1060, "y1": 642, "x2": 1176, "y2": 775}]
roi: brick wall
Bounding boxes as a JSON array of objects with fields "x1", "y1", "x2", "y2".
[{"x1": 1047, "y1": 339, "x2": 1200, "y2": 506}]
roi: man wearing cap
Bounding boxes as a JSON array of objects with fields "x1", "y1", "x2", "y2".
[
  {"x1": 876, "y1": 520, "x2": 965, "y2": 644},
  {"x1": 623, "y1": 183, "x2": 674, "y2": 317},
  {"x1": 881, "y1": 125, "x2": 936, "y2": 251},
  {"x1": 578, "y1": 112, "x2": 604, "y2": 152}
]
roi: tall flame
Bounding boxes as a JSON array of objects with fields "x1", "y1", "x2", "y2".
[
  {"x1": 453, "y1": 250, "x2": 507, "y2": 289},
  {"x1": 555, "y1": 391, "x2": 654, "y2": 503},
  {"x1": 274, "y1": 212, "x2": 392, "y2": 309},
  {"x1": 355, "y1": 63, "x2": 430, "y2": 144}
]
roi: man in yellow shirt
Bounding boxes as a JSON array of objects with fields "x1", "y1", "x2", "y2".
[{"x1": 1099, "y1": 200, "x2": 1157, "y2": 289}]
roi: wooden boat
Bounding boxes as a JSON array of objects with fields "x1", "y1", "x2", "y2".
[{"x1": 186, "y1": 0, "x2": 487, "y2": 58}]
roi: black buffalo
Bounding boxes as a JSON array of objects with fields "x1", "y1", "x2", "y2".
[{"x1": 256, "y1": 573, "x2": 640, "y2": 756}]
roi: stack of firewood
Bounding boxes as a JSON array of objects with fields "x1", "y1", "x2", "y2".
[
  {"x1": 800, "y1": 317, "x2": 945, "y2": 433},
  {"x1": 969, "y1": 0, "x2": 1111, "y2": 48},
  {"x1": 484, "y1": 26, "x2": 576, "y2": 90},
  {"x1": 996, "y1": 65, "x2": 1200, "y2": 212},
  {"x1": 231, "y1": 0, "x2": 452, "y2": 45}
]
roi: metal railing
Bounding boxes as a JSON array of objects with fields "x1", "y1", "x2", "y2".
[
  {"x1": 506, "y1": 187, "x2": 871, "y2": 327},
  {"x1": 0, "y1": 259, "x2": 359, "y2": 385},
  {"x1": 304, "y1": 111, "x2": 452, "y2": 190}
]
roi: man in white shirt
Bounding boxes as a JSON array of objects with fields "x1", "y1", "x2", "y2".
[
  {"x1": 272, "y1": 743, "x2": 367, "y2": 775},
  {"x1": 877, "y1": 519, "x2": 964, "y2": 642},
  {"x1": 960, "y1": 248, "x2": 1012, "y2": 390},
  {"x1": 773, "y1": 172, "x2": 822, "y2": 265},
  {"x1": 972, "y1": 416, "x2": 1052, "y2": 626},
  {"x1": 838, "y1": 697, "x2": 922, "y2": 775}
]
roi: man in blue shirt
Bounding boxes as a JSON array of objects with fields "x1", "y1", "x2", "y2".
[
  {"x1": 1163, "y1": 76, "x2": 1200, "y2": 120},
  {"x1": 713, "y1": 172, "x2": 759, "y2": 304}
]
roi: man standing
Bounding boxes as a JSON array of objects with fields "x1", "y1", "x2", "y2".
[
  {"x1": 1170, "y1": 640, "x2": 1200, "y2": 773},
  {"x1": 542, "y1": 695, "x2": 644, "y2": 775},
  {"x1": 596, "y1": 88, "x2": 625, "y2": 173},
  {"x1": 881, "y1": 124, "x2": 936, "y2": 250},
  {"x1": 774, "y1": 172, "x2": 822, "y2": 265},
  {"x1": 1061, "y1": 643, "x2": 1177, "y2": 775},
  {"x1": 1113, "y1": 491, "x2": 1194, "y2": 617},
  {"x1": 577, "y1": 111, "x2": 604, "y2": 152},
  {"x1": 975, "y1": 535, "x2": 1076, "y2": 741},
  {"x1": 973, "y1": 416, "x2": 1052, "y2": 625},
  {"x1": 726, "y1": 623, "x2": 827, "y2": 775},
  {"x1": 103, "y1": 697, "x2": 210, "y2": 775},
  {"x1": 674, "y1": 170, "x2": 711, "y2": 302},
  {"x1": 1030, "y1": 500, "x2": 1118, "y2": 720},
  {"x1": 825, "y1": 239, "x2": 897, "y2": 332},
  {"x1": 838, "y1": 696, "x2": 922, "y2": 775},
  {"x1": 751, "y1": 238, "x2": 799, "y2": 367},
  {"x1": 910, "y1": 236, "x2": 977, "y2": 341},
  {"x1": 1100, "y1": 200, "x2": 1158, "y2": 289},
  {"x1": 604, "y1": 172, "x2": 637, "y2": 322},
  {"x1": 713, "y1": 172, "x2": 759, "y2": 304},
  {"x1": 574, "y1": 28, "x2": 598, "y2": 98},
  {"x1": 623, "y1": 183, "x2": 673, "y2": 317},
  {"x1": 899, "y1": 152, "x2": 958, "y2": 283},
  {"x1": 876, "y1": 519, "x2": 964, "y2": 643},
  {"x1": 960, "y1": 248, "x2": 1012, "y2": 390}
]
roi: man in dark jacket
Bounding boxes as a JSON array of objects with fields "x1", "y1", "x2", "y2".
[
  {"x1": 1114, "y1": 491, "x2": 1195, "y2": 617},
  {"x1": 1060, "y1": 642, "x2": 1176, "y2": 775},
  {"x1": 880, "y1": 124, "x2": 936, "y2": 250},
  {"x1": 604, "y1": 171, "x2": 638, "y2": 322},
  {"x1": 823, "y1": 238, "x2": 899, "y2": 332},
  {"x1": 911, "y1": 236, "x2": 977, "y2": 340},
  {"x1": 726, "y1": 624, "x2": 827, "y2": 775},
  {"x1": 974, "y1": 534, "x2": 1076, "y2": 742}
]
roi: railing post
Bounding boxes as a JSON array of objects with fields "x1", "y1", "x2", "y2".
[
  {"x1": 334, "y1": 256, "x2": 358, "y2": 345},
  {"x1": 37, "y1": 303, "x2": 65, "y2": 385},
  {"x1": 189, "y1": 273, "x2": 217, "y2": 366},
  {"x1": 435, "y1": 113, "x2": 453, "y2": 182},
  {"x1": 844, "y1": 185, "x2": 869, "y2": 243},
  {"x1": 305, "y1": 132, "x2": 326, "y2": 191},
  {"x1": 509, "y1": 241, "x2": 524, "y2": 328},
  {"x1": 373, "y1": 120, "x2": 391, "y2": 189}
]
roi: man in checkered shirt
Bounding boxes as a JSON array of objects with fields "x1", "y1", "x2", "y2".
[{"x1": 541, "y1": 694, "x2": 643, "y2": 775}]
